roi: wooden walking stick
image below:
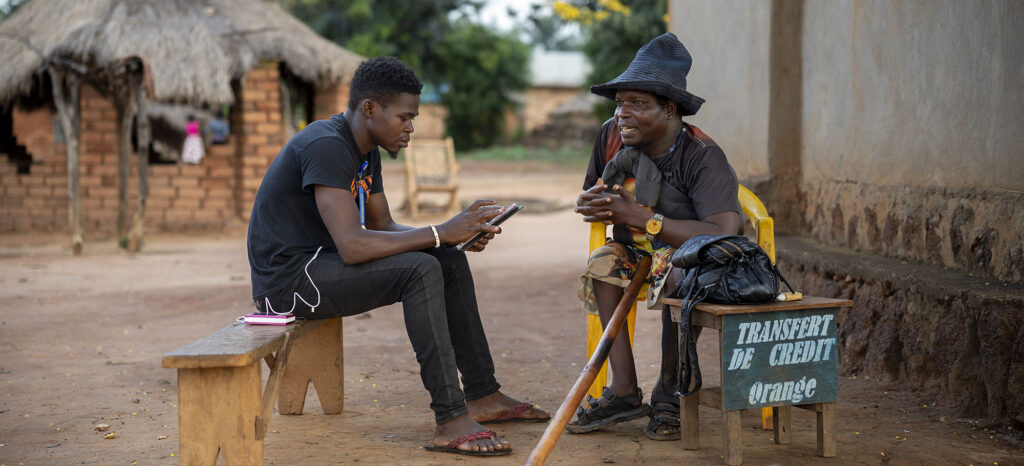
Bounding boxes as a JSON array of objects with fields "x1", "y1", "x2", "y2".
[{"x1": 526, "y1": 256, "x2": 652, "y2": 466}]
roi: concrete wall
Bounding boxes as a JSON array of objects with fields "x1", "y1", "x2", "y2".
[
  {"x1": 801, "y1": 0, "x2": 1024, "y2": 190},
  {"x1": 670, "y1": 0, "x2": 1024, "y2": 283},
  {"x1": 671, "y1": 0, "x2": 772, "y2": 180},
  {"x1": 669, "y1": 0, "x2": 1024, "y2": 422}
]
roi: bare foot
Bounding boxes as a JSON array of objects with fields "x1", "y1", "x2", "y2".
[
  {"x1": 468, "y1": 391, "x2": 551, "y2": 423},
  {"x1": 433, "y1": 414, "x2": 510, "y2": 453}
]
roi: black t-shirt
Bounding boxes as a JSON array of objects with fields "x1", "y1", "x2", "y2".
[
  {"x1": 583, "y1": 119, "x2": 740, "y2": 243},
  {"x1": 247, "y1": 113, "x2": 383, "y2": 299}
]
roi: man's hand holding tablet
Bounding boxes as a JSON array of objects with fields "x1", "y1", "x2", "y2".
[{"x1": 455, "y1": 202, "x2": 523, "y2": 251}]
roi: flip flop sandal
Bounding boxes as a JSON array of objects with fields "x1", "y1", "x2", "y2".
[
  {"x1": 644, "y1": 399, "x2": 681, "y2": 441},
  {"x1": 481, "y1": 402, "x2": 552, "y2": 424},
  {"x1": 567, "y1": 387, "x2": 650, "y2": 434},
  {"x1": 424, "y1": 429, "x2": 512, "y2": 456}
]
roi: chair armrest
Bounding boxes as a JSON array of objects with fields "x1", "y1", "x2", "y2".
[
  {"x1": 589, "y1": 222, "x2": 607, "y2": 253},
  {"x1": 738, "y1": 185, "x2": 776, "y2": 264}
]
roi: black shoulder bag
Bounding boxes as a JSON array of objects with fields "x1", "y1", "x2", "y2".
[{"x1": 667, "y1": 235, "x2": 794, "y2": 397}]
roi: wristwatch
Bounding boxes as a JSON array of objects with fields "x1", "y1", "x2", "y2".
[{"x1": 645, "y1": 213, "x2": 664, "y2": 241}]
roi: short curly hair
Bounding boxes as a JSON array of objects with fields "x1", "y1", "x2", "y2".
[{"x1": 347, "y1": 56, "x2": 423, "y2": 112}]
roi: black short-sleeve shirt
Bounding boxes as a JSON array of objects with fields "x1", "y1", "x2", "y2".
[
  {"x1": 583, "y1": 119, "x2": 740, "y2": 243},
  {"x1": 247, "y1": 113, "x2": 382, "y2": 299}
]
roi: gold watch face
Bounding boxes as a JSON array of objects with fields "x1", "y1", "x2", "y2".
[{"x1": 646, "y1": 216, "x2": 663, "y2": 235}]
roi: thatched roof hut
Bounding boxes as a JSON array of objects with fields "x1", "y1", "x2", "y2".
[{"x1": 0, "y1": 0, "x2": 364, "y2": 106}]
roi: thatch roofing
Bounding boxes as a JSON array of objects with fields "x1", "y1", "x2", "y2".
[{"x1": 0, "y1": 0, "x2": 364, "y2": 106}]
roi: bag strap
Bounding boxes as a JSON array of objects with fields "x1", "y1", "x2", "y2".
[
  {"x1": 774, "y1": 264, "x2": 796, "y2": 293},
  {"x1": 673, "y1": 267, "x2": 709, "y2": 397}
]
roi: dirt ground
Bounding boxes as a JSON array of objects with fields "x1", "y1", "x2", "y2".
[{"x1": 1, "y1": 160, "x2": 1021, "y2": 465}]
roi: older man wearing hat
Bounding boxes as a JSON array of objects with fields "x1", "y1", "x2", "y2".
[{"x1": 572, "y1": 33, "x2": 741, "y2": 440}]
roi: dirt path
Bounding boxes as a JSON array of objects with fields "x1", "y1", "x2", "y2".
[{"x1": 0, "y1": 161, "x2": 1021, "y2": 465}]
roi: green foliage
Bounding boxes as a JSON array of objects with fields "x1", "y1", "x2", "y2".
[
  {"x1": 0, "y1": 0, "x2": 30, "y2": 21},
  {"x1": 522, "y1": 5, "x2": 582, "y2": 51},
  {"x1": 549, "y1": 0, "x2": 668, "y2": 119},
  {"x1": 276, "y1": 0, "x2": 481, "y2": 83},
  {"x1": 277, "y1": 0, "x2": 530, "y2": 150},
  {"x1": 438, "y1": 20, "x2": 530, "y2": 150},
  {"x1": 458, "y1": 144, "x2": 589, "y2": 169}
]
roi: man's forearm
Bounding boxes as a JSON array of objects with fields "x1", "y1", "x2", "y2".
[
  {"x1": 656, "y1": 212, "x2": 740, "y2": 248},
  {"x1": 379, "y1": 221, "x2": 415, "y2": 232},
  {"x1": 335, "y1": 227, "x2": 437, "y2": 264}
]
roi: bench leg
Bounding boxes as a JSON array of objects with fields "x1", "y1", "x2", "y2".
[
  {"x1": 178, "y1": 364, "x2": 263, "y2": 466},
  {"x1": 773, "y1": 405, "x2": 791, "y2": 444},
  {"x1": 723, "y1": 410, "x2": 742, "y2": 465},
  {"x1": 681, "y1": 392, "x2": 699, "y2": 450},
  {"x1": 279, "y1": 318, "x2": 344, "y2": 414},
  {"x1": 817, "y1": 402, "x2": 836, "y2": 457}
]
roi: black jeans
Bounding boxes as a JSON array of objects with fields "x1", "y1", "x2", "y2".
[{"x1": 257, "y1": 246, "x2": 500, "y2": 424}]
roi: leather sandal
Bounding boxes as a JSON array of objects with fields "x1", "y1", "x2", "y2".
[
  {"x1": 567, "y1": 387, "x2": 651, "y2": 434},
  {"x1": 643, "y1": 393, "x2": 681, "y2": 441}
]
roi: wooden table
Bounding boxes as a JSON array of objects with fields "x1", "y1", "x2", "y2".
[{"x1": 662, "y1": 296, "x2": 853, "y2": 465}]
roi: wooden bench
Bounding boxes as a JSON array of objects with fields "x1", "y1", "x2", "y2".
[
  {"x1": 162, "y1": 318, "x2": 344, "y2": 465},
  {"x1": 664, "y1": 296, "x2": 852, "y2": 465}
]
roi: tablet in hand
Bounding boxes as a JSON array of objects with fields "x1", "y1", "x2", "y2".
[{"x1": 455, "y1": 203, "x2": 522, "y2": 251}]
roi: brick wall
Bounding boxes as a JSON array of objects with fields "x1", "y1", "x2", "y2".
[
  {"x1": 235, "y1": 61, "x2": 285, "y2": 220},
  {"x1": 313, "y1": 84, "x2": 448, "y2": 140},
  {"x1": 523, "y1": 87, "x2": 581, "y2": 133},
  {"x1": 1, "y1": 85, "x2": 246, "y2": 235},
  {"x1": 78, "y1": 84, "x2": 125, "y2": 232},
  {"x1": 413, "y1": 104, "x2": 447, "y2": 140},
  {"x1": 314, "y1": 83, "x2": 349, "y2": 122},
  {"x1": 0, "y1": 107, "x2": 66, "y2": 231},
  {"x1": 1, "y1": 62, "x2": 352, "y2": 236}
]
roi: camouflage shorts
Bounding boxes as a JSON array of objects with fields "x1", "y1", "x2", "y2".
[{"x1": 578, "y1": 241, "x2": 675, "y2": 315}]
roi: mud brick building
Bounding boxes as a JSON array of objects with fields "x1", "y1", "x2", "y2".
[
  {"x1": 2, "y1": 63, "x2": 351, "y2": 233},
  {"x1": 0, "y1": 0, "x2": 363, "y2": 243},
  {"x1": 670, "y1": 0, "x2": 1024, "y2": 425}
]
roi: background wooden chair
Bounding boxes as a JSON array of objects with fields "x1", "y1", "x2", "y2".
[
  {"x1": 584, "y1": 184, "x2": 776, "y2": 426},
  {"x1": 403, "y1": 137, "x2": 459, "y2": 217}
]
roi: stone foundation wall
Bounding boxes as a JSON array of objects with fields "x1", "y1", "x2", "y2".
[
  {"x1": 801, "y1": 180, "x2": 1024, "y2": 284},
  {"x1": 777, "y1": 236, "x2": 1024, "y2": 425}
]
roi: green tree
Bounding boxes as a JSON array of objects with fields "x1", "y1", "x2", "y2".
[
  {"x1": 522, "y1": 4, "x2": 581, "y2": 51},
  {"x1": 438, "y1": 19, "x2": 530, "y2": 150},
  {"x1": 0, "y1": 0, "x2": 30, "y2": 21},
  {"x1": 276, "y1": 0, "x2": 480, "y2": 84},
  {"x1": 277, "y1": 0, "x2": 530, "y2": 149},
  {"x1": 551, "y1": 0, "x2": 667, "y2": 118}
]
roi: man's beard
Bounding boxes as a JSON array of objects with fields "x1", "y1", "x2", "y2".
[{"x1": 386, "y1": 149, "x2": 399, "y2": 160}]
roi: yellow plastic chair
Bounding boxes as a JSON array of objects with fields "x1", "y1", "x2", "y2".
[{"x1": 584, "y1": 184, "x2": 775, "y2": 426}]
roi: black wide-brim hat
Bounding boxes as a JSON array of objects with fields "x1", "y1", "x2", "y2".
[{"x1": 590, "y1": 32, "x2": 705, "y2": 116}]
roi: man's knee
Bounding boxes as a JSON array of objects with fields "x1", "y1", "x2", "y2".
[
  {"x1": 430, "y1": 246, "x2": 469, "y2": 270},
  {"x1": 400, "y1": 251, "x2": 443, "y2": 281},
  {"x1": 662, "y1": 267, "x2": 684, "y2": 295}
]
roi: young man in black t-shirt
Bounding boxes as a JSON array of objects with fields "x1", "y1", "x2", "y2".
[{"x1": 247, "y1": 57, "x2": 547, "y2": 456}]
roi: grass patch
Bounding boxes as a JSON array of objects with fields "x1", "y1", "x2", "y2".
[{"x1": 456, "y1": 144, "x2": 589, "y2": 168}]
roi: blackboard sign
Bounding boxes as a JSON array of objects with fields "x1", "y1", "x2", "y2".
[{"x1": 720, "y1": 308, "x2": 839, "y2": 411}]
